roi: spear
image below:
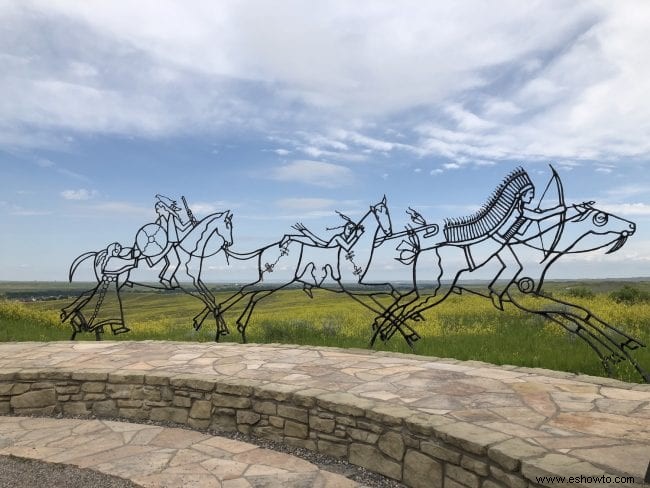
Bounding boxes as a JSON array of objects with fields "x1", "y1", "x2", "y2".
[{"x1": 374, "y1": 223, "x2": 439, "y2": 246}]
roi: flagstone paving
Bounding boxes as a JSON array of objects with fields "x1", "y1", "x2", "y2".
[
  {"x1": 1, "y1": 341, "x2": 649, "y2": 486},
  {"x1": 0, "y1": 416, "x2": 363, "y2": 487}
]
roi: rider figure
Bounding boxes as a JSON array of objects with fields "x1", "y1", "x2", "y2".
[
  {"x1": 154, "y1": 194, "x2": 193, "y2": 289},
  {"x1": 281, "y1": 212, "x2": 364, "y2": 251},
  {"x1": 443, "y1": 167, "x2": 565, "y2": 309}
]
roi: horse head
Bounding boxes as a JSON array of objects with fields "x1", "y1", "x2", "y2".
[
  {"x1": 370, "y1": 195, "x2": 392, "y2": 236},
  {"x1": 558, "y1": 201, "x2": 635, "y2": 255}
]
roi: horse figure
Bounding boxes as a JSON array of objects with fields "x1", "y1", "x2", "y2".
[
  {"x1": 373, "y1": 200, "x2": 648, "y2": 382},
  {"x1": 209, "y1": 197, "x2": 406, "y2": 342},
  {"x1": 63, "y1": 210, "x2": 234, "y2": 340}
]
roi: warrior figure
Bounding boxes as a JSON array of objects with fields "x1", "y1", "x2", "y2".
[
  {"x1": 442, "y1": 167, "x2": 565, "y2": 307},
  {"x1": 153, "y1": 194, "x2": 193, "y2": 289},
  {"x1": 281, "y1": 212, "x2": 365, "y2": 251}
]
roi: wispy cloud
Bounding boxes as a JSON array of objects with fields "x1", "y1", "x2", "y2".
[
  {"x1": 6, "y1": 205, "x2": 52, "y2": 216},
  {"x1": 61, "y1": 189, "x2": 97, "y2": 200},
  {"x1": 2, "y1": 2, "x2": 650, "y2": 166},
  {"x1": 190, "y1": 201, "x2": 240, "y2": 216},
  {"x1": 443, "y1": 162, "x2": 462, "y2": 170},
  {"x1": 268, "y1": 160, "x2": 353, "y2": 188},
  {"x1": 32, "y1": 157, "x2": 90, "y2": 182}
]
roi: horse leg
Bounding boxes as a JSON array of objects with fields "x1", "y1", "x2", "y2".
[
  {"x1": 550, "y1": 311, "x2": 649, "y2": 382},
  {"x1": 236, "y1": 283, "x2": 296, "y2": 343},
  {"x1": 190, "y1": 288, "x2": 250, "y2": 331},
  {"x1": 218, "y1": 290, "x2": 248, "y2": 312},
  {"x1": 235, "y1": 290, "x2": 266, "y2": 343},
  {"x1": 508, "y1": 290, "x2": 644, "y2": 354},
  {"x1": 509, "y1": 292, "x2": 649, "y2": 382},
  {"x1": 195, "y1": 278, "x2": 230, "y2": 340},
  {"x1": 375, "y1": 252, "x2": 461, "y2": 346},
  {"x1": 541, "y1": 313, "x2": 623, "y2": 377},
  {"x1": 193, "y1": 308, "x2": 212, "y2": 331},
  {"x1": 180, "y1": 258, "x2": 225, "y2": 335}
]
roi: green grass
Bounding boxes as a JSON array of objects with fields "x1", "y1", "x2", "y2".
[{"x1": 1, "y1": 281, "x2": 649, "y2": 383}]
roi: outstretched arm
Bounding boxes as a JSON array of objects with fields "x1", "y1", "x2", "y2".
[
  {"x1": 294, "y1": 222, "x2": 328, "y2": 246},
  {"x1": 280, "y1": 222, "x2": 327, "y2": 246},
  {"x1": 522, "y1": 204, "x2": 565, "y2": 221}
]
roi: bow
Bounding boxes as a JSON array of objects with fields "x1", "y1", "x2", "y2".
[{"x1": 537, "y1": 164, "x2": 565, "y2": 262}]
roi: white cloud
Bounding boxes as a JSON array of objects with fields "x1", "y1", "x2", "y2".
[
  {"x1": 443, "y1": 162, "x2": 461, "y2": 170},
  {"x1": 268, "y1": 160, "x2": 353, "y2": 188},
  {"x1": 412, "y1": 3, "x2": 650, "y2": 163},
  {"x1": 1, "y1": 1, "x2": 649, "y2": 165},
  {"x1": 61, "y1": 189, "x2": 97, "y2": 200},
  {"x1": 190, "y1": 201, "x2": 239, "y2": 216}
]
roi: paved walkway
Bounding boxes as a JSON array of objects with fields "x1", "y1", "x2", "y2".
[
  {"x1": 0, "y1": 416, "x2": 364, "y2": 487},
  {"x1": 1, "y1": 342, "x2": 649, "y2": 483}
]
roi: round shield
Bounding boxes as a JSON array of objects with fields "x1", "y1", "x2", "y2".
[{"x1": 135, "y1": 223, "x2": 168, "y2": 258}]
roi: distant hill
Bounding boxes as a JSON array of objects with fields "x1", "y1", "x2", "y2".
[{"x1": 2, "y1": 279, "x2": 649, "y2": 301}]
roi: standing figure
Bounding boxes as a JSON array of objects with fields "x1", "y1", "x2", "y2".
[
  {"x1": 153, "y1": 194, "x2": 193, "y2": 289},
  {"x1": 61, "y1": 242, "x2": 139, "y2": 339}
]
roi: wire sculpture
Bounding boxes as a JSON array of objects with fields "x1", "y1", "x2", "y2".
[
  {"x1": 62, "y1": 167, "x2": 649, "y2": 382},
  {"x1": 62, "y1": 195, "x2": 233, "y2": 339}
]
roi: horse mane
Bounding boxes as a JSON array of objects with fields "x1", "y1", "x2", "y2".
[{"x1": 443, "y1": 167, "x2": 532, "y2": 243}]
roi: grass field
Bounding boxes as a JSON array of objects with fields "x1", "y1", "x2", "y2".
[{"x1": 1, "y1": 280, "x2": 649, "y2": 383}]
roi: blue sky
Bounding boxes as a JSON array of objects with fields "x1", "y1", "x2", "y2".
[{"x1": 1, "y1": 1, "x2": 649, "y2": 281}]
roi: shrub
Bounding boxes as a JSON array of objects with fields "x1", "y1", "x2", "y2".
[
  {"x1": 565, "y1": 286, "x2": 595, "y2": 299},
  {"x1": 609, "y1": 285, "x2": 650, "y2": 305}
]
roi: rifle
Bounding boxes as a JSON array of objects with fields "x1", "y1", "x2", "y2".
[{"x1": 181, "y1": 196, "x2": 198, "y2": 226}]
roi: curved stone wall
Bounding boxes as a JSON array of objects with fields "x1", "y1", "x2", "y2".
[{"x1": 1, "y1": 342, "x2": 648, "y2": 488}]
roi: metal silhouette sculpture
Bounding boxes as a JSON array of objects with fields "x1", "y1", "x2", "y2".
[
  {"x1": 210, "y1": 196, "x2": 438, "y2": 343},
  {"x1": 62, "y1": 168, "x2": 648, "y2": 382},
  {"x1": 371, "y1": 167, "x2": 647, "y2": 382},
  {"x1": 62, "y1": 242, "x2": 138, "y2": 340},
  {"x1": 62, "y1": 195, "x2": 233, "y2": 339}
]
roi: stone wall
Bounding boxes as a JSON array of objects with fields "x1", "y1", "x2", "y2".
[{"x1": 2, "y1": 369, "x2": 553, "y2": 488}]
